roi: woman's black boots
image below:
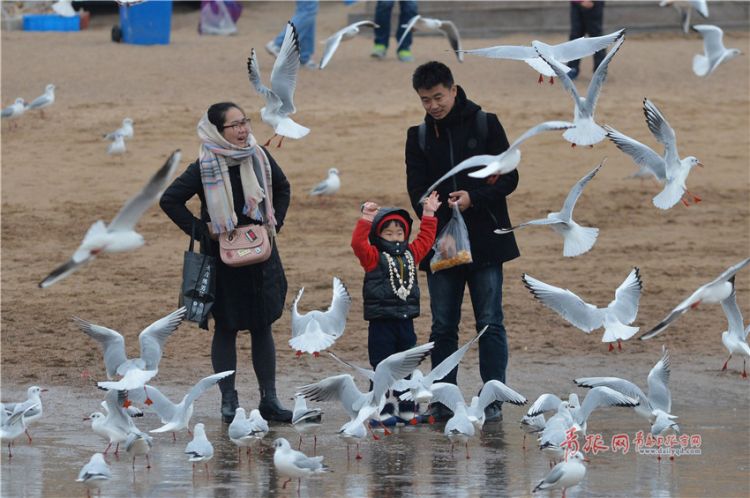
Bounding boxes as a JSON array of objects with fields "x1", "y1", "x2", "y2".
[
  {"x1": 221, "y1": 389, "x2": 239, "y2": 423},
  {"x1": 258, "y1": 386, "x2": 292, "y2": 422}
]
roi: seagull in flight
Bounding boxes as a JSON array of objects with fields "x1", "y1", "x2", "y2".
[
  {"x1": 640, "y1": 257, "x2": 750, "y2": 340},
  {"x1": 692, "y1": 25, "x2": 742, "y2": 77},
  {"x1": 320, "y1": 20, "x2": 378, "y2": 69},
  {"x1": 76, "y1": 307, "x2": 186, "y2": 396},
  {"x1": 605, "y1": 99, "x2": 703, "y2": 209},
  {"x1": 495, "y1": 161, "x2": 603, "y2": 257},
  {"x1": 523, "y1": 268, "x2": 643, "y2": 350},
  {"x1": 290, "y1": 277, "x2": 351, "y2": 357},
  {"x1": 397, "y1": 15, "x2": 463, "y2": 63},
  {"x1": 718, "y1": 288, "x2": 750, "y2": 377},
  {"x1": 534, "y1": 34, "x2": 625, "y2": 147},
  {"x1": 458, "y1": 29, "x2": 624, "y2": 84},
  {"x1": 247, "y1": 22, "x2": 309, "y2": 147},
  {"x1": 575, "y1": 345, "x2": 680, "y2": 438},
  {"x1": 418, "y1": 121, "x2": 573, "y2": 201},
  {"x1": 39, "y1": 150, "x2": 181, "y2": 287}
]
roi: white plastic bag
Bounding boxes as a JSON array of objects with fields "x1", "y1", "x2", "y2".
[
  {"x1": 200, "y1": 1, "x2": 237, "y2": 36},
  {"x1": 430, "y1": 205, "x2": 473, "y2": 273}
]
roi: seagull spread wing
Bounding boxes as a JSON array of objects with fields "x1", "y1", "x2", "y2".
[
  {"x1": 642, "y1": 99, "x2": 679, "y2": 175},
  {"x1": 559, "y1": 161, "x2": 603, "y2": 221},
  {"x1": 74, "y1": 317, "x2": 127, "y2": 378},
  {"x1": 577, "y1": 386, "x2": 638, "y2": 425},
  {"x1": 646, "y1": 346, "x2": 672, "y2": 413},
  {"x1": 183, "y1": 371, "x2": 236, "y2": 410},
  {"x1": 371, "y1": 342, "x2": 434, "y2": 402},
  {"x1": 477, "y1": 380, "x2": 527, "y2": 411},
  {"x1": 108, "y1": 150, "x2": 181, "y2": 232},
  {"x1": 138, "y1": 307, "x2": 186, "y2": 370},
  {"x1": 247, "y1": 48, "x2": 281, "y2": 112},
  {"x1": 508, "y1": 121, "x2": 575, "y2": 151},
  {"x1": 296, "y1": 374, "x2": 364, "y2": 420},
  {"x1": 419, "y1": 155, "x2": 499, "y2": 201},
  {"x1": 574, "y1": 377, "x2": 650, "y2": 409},
  {"x1": 438, "y1": 20, "x2": 463, "y2": 61},
  {"x1": 585, "y1": 34, "x2": 625, "y2": 113},
  {"x1": 458, "y1": 44, "x2": 536, "y2": 60},
  {"x1": 553, "y1": 28, "x2": 625, "y2": 62},
  {"x1": 694, "y1": 24, "x2": 726, "y2": 56},
  {"x1": 396, "y1": 15, "x2": 422, "y2": 49},
  {"x1": 424, "y1": 327, "x2": 487, "y2": 385},
  {"x1": 271, "y1": 22, "x2": 301, "y2": 116},
  {"x1": 604, "y1": 126, "x2": 667, "y2": 181},
  {"x1": 609, "y1": 268, "x2": 643, "y2": 325},
  {"x1": 429, "y1": 382, "x2": 466, "y2": 413},
  {"x1": 721, "y1": 289, "x2": 746, "y2": 340},
  {"x1": 527, "y1": 393, "x2": 564, "y2": 417},
  {"x1": 523, "y1": 274, "x2": 603, "y2": 332}
]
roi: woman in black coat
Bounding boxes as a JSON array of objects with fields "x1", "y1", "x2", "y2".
[{"x1": 160, "y1": 102, "x2": 292, "y2": 423}]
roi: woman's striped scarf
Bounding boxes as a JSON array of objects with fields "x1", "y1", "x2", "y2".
[{"x1": 196, "y1": 113, "x2": 276, "y2": 235}]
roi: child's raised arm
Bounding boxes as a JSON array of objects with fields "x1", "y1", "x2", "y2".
[{"x1": 351, "y1": 201, "x2": 380, "y2": 271}]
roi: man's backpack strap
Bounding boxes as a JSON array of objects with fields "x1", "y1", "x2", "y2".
[{"x1": 417, "y1": 110, "x2": 488, "y2": 153}]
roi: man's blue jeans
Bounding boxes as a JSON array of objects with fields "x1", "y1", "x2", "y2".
[
  {"x1": 374, "y1": 0, "x2": 418, "y2": 50},
  {"x1": 426, "y1": 263, "x2": 509, "y2": 385},
  {"x1": 274, "y1": 0, "x2": 319, "y2": 64}
]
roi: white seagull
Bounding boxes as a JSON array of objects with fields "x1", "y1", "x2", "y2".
[
  {"x1": 76, "y1": 453, "x2": 112, "y2": 497},
  {"x1": 660, "y1": 0, "x2": 709, "y2": 33},
  {"x1": 337, "y1": 417, "x2": 367, "y2": 461},
  {"x1": 3, "y1": 385, "x2": 47, "y2": 443},
  {"x1": 429, "y1": 381, "x2": 527, "y2": 458},
  {"x1": 309, "y1": 168, "x2": 341, "y2": 197},
  {"x1": 84, "y1": 411, "x2": 128, "y2": 456},
  {"x1": 394, "y1": 326, "x2": 487, "y2": 420},
  {"x1": 75, "y1": 307, "x2": 186, "y2": 395},
  {"x1": 397, "y1": 15, "x2": 463, "y2": 63},
  {"x1": 273, "y1": 437, "x2": 330, "y2": 491},
  {"x1": 107, "y1": 133, "x2": 126, "y2": 156},
  {"x1": 320, "y1": 20, "x2": 378, "y2": 69},
  {"x1": 228, "y1": 407, "x2": 269, "y2": 461},
  {"x1": 419, "y1": 121, "x2": 574, "y2": 201},
  {"x1": 605, "y1": 98, "x2": 703, "y2": 210},
  {"x1": 640, "y1": 257, "x2": 750, "y2": 340},
  {"x1": 96, "y1": 389, "x2": 152, "y2": 468},
  {"x1": 26, "y1": 84, "x2": 55, "y2": 117},
  {"x1": 575, "y1": 345, "x2": 680, "y2": 438},
  {"x1": 130, "y1": 371, "x2": 234, "y2": 438},
  {"x1": 458, "y1": 29, "x2": 624, "y2": 83},
  {"x1": 185, "y1": 423, "x2": 214, "y2": 474},
  {"x1": 532, "y1": 451, "x2": 588, "y2": 496},
  {"x1": 534, "y1": 34, "x2": 624, "y2": 146},
  {"x1": 39, "y1": 150, "x2": 181, "y2": 287},
  {"x1": 247, "y1": 22, "x2": 309, "y2": 147},
  {"x1": 290, "y1": 276, "x2": 351, "y2": 357},
  {"x1": 692, "y1": 25, "x2": 742, "y2": 77},
  {"x1": 495, "y1": 161, "x2": 602, "y2": 257},
  {"x1": 523, "y1": 268, "x2": 643, "y2": 350},
  {"x1": 1, "y1": 402, "x2": 39, "y2": 458},
  {"x1": 719, "y1": 289, "x2": 750, "y2": 377},
  {"x1": 292, "y1": 395, "x2": 323, "y2": 452},
  {"x1": 1, "y1": 98, "x2": 27, "y2": 126},
  {"x1": 104, "y1": 118, "x2": 134, "y2": 140},
  {"x1": 520, "y1": 413, "x2": 547, "y2": 449}
]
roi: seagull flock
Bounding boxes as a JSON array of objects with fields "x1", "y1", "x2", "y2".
[{"x1": 1, "y1": 6, "x2": 747, "y2": 498}]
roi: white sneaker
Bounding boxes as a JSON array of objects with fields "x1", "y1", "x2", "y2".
[
  {"x1": 265, "y1": 41, "x2": 280, "y2": 58},
  {"x1": 301, "y1": 59, "x2": 318, "y2": 70}
]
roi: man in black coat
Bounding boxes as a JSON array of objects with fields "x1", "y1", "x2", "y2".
[{"x1": 405, "y1": 61, "x2": 520, "y2": 422}]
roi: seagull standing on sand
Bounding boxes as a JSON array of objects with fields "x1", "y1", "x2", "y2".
[
  {"x1": 273, "y1": 437, "x2": 330, "y2": 491},
  {"x1": 532, "y1": 451, "x2": 588, "y2": 497},
  {"x1": 575, "y1": 345, "x2": 680, "y2": 440},
  {"x1": 290, "y1": 277, "x2": 351, "y2": 357},
  {"x1": 107, "y1": 133, "x2": 126, "y2": 156},
  {"x1": 523, "y1": 268, "x2": 643, "y2": 350},
  {"x1": 247, "y1": 22, "x2": 309, "y2": 147},
  {"x1": 495, "y1": 162, "x2": 602, "y2": 257},
  {"x1": 320, "y1": 20, "x2": 378, "y2": 69},
  {"x1": 640, "y1": 257, "x2": 750, "y2": 340},
  {"x1": 418, "y1": 121, "x2": 573, "y2": 201},
  {"x1": 76, "y1": 453, "x2": 111, "y2": 498},
  {"x1": 534, "y1": 34, "x2": 625, "y2": 147},
  {"x1": 104, "y1": 118, "x2": 134, "y2": 141},
  {"x1": 397, "y1": 15, "x2": 463, "y2": 62},
  {"x1": 185, "y1": 423, "x2": 214, "y2": 474},
  {"x1": 75, "y1": 307, "x2": 186, "y2": 395},
  {"x1": 309, "y1": 168, "x2": 340, "y2": 197},
  {"x1": 39, "y1": 150, "x2": 181, "y2": 288},
  {"x1": 692, "y1": 25, "x2": 742, "y2": 77},
  {"x1": 605, "y1": 99, "x2": 703, "y2": 210},
  {"x1": 458, "y1": 29, "x2": 624, "y2": 83},
  {"x1": 1, "y1": 98, "x2": 27, "y2": 128},
  {"x1": 26, "y1": 84, "x2": 55, "y2": 117}
]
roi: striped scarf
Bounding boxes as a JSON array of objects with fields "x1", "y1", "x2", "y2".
[{"x1": 196, "y1": 113, "x2": 276, "y2": 235}]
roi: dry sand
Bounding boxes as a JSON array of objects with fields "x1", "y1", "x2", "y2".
[{"x1": 2, "y1": 3, "x2": 749, "y2": 415}]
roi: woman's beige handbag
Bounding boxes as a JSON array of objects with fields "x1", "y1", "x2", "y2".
[{"x1": 219, "y1": 224, "x2": 272, "y2": 267}]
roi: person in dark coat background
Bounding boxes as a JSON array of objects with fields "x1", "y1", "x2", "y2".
[
  {"x1": 405, "y1": 61, "x2": 520, "y2": 422},
  {"x1": 160, "y1": 102, "x2": 292, "y2": 423}
]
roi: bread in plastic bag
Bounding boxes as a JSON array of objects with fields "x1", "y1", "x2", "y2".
[{"x1": 430, "y1": 204, "x2": 473, "y2": 272}]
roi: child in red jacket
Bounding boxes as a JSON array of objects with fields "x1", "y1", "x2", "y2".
[{"x1": 350, "y1": 191, "x2": 440, "y2": 422}]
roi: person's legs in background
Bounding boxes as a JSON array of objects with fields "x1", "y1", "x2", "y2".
[
  {"x1": 426, "y1": 266, "x2": 466, "y2": 420},
  {"x1": 395, "y1": 0, "x2": 418, "y2": 61},
  {"x1": 585, "y1": 1, "x2": 606, "y2": 70},
  {"x1": 251, "y1": 325, "x2": 293, "y2": 422},
  {"x1": 567, "y1": 2, "x2": 586, "y2": 79},
  {"x1": 270, "y1": 0, "x2": 319, "y2": 66},
  {"x1": 372, "y1": 0, "x2": 395, "y2": 58},
  {"x1": 467, "y1": 263, "x2": 509, "y2": 422},
  {"x1": 212, "y1": 323, "x2": 239, "y2": 423}
]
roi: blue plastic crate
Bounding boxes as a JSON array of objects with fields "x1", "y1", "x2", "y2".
[
  {"x1": 23, "y1": 14, "x2": 80, "y2": 32},
  {"x1": 119, "y1": 1, "x2": 172, "y2": 45}
]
